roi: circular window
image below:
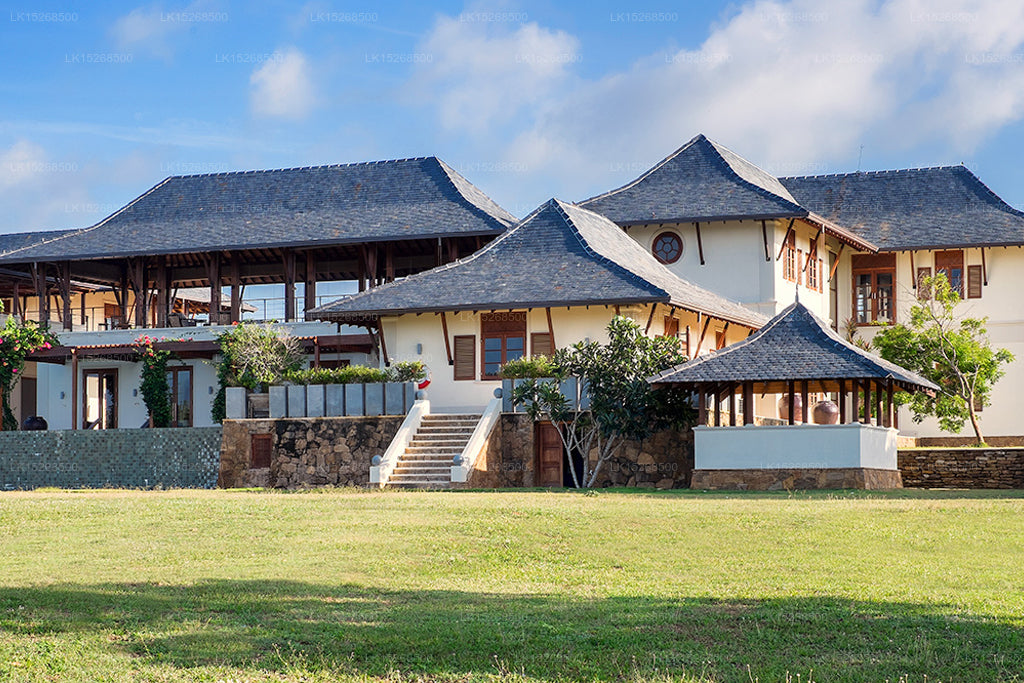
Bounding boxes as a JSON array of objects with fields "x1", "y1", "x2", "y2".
[{"x1": 652, "y1": 231, "x2": 683, "y2": 264}]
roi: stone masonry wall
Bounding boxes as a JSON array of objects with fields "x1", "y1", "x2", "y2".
[
  {"x1": 898, "y1": 448, "x2": 1024, "y2": 488},
  {"x1": 0, "y1": 427, "x2": 222, "y2": 490},
  {"x1": 219, "y1": 417, "x2": 402, "y2": 489},
  {"x1": 461, "y1": 414, "x2": 693, "y2": 489}
]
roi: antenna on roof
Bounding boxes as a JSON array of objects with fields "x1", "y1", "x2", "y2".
[
  {"x1": 794, "y1": 281, "x2": 800, "y2": 304},
  {"x1": 857, "y1": 144, "x2": 864, "y2": 172}
]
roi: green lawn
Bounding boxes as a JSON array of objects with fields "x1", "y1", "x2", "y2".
[{"x1": 0, "y1": 488, "x2": 1022, "y2": 682}]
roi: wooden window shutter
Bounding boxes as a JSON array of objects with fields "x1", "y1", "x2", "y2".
[
  {"x1": 967, "y1": 265, "x2": 983, "y2": 299},
  {"x1": 453, "y1": 335, "x2": 476, "y2": 381},
  {"x1": 797, "y1": 249, "x2": 803, "y2": 285},
  {"x1": 662, "y1": 316, "x2": 679, "y2": 338},
  {"x1": 917, "y1": 267, "x2": 932, "y2": 299},
  {"x1": 251, "y1": 434, "x2": 272, "y2": 469},
  {"x1": 531, "y1": 332, "x2": 553, "y2": 357},
  {"x1": 715, "y1": 329, "x2": 727, "y2": 349},
  {"x1": 683, "y1": 326, "x2": 691, "y2": 358}
]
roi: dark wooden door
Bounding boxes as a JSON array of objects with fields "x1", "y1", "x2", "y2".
[{"x1": 535, "y1": 421, "x2": 563, "y2": 487}]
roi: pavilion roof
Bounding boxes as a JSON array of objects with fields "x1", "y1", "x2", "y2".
[{"x1": 650, "y1": 300, "x2": 938, "y2": 393}]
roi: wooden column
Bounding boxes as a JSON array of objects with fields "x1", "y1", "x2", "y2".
[
  {"x1": 31, "y1": 263, "x2": 49, "y2": 325},
  {"x1": 385, "y1": 243, "x2": 395, "y2": 282},
  {"x1": 885, "y1": 380, "x2": 894, "y2": 428},
  {"x1": 207, "y1": 253, "x2": 221, "y2": 325},
  {"x1": 863, "y1": 381, "x2": 871, "y2": 424},
  {"x1": 713, "y1": 385, "x2": 721, "y2": 427},
  {"x1": 128, "y1": 258, "x2": 147, "y2": 329},
  {"x1": 698, "y1": 389, "x2": 707, "y2": 426},
  {"x1": 80, "y1": 292, "x2": 87, "y2": 327},
  {"x1": 283, "y1": 250, "x2": 296, "y2": 322},
  {"x1": 852, "y1": 380, "x2": 861, "y2": 425},
  {"x1": 71, "y1": 348, "x2": 79, "y2": 430},
  {"x1": 875, "y1": 380, "x2": 884, "y2": 427},
  {"x1": 800, "y1": 380, "x2": 809, "y2": 424},
  {"x1": 155, "y1": 259, "x2": 169, "y2": 328},
  {"x1": 358, "y1": 246, "x2": 367, "y2": 292},
  {"x1": 12, "y1": 282, "x2": 20, "y2": 318},
  {"x1": 742, "y1": 381, "x2": 754, "y2": 425},
  {"x1": 838, "y1": 379, "x2": 847, "y2": 424},
  {"x1": 313, "y1": 337, "x2": 321, "y2": 368},
  {"x1": 57, "y1": 261, "x2": 73, "y2": 331},
  {"x1": 787, "y1": 381, "x2": 796, "y2": 426},
  {"x1": 228, "y1": 256, "x2": 241, "y2": 324},
  {"x1": 304, "y1": 251, "x2": 317, "y2": 314},
  {"x1": 728, "y1": 383, "x2": 737, "y2": 426},
  {"x1": 118, "y1": 264, "x2": 129, "y2": 328}
]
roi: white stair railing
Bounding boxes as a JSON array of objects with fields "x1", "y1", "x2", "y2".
[
  {"x1": 450, "y1": 395, "x2": 502, "y2": 483},
  {"x1": 371, "y1": 398, "x2": 430, "y2": 488}
]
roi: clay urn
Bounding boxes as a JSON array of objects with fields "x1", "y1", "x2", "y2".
[
  {"x1": 777, "y1": 394, "x2": 803, "y2": 423},
  {"x1": 812, "y1": 400, "x2": 840, "y2": 425}
]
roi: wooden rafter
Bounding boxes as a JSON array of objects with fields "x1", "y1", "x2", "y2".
[{"x1": 776, "y1": 219, "x2": 796, "y2": 261}]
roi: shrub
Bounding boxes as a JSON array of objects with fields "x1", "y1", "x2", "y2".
[
  {"x1": 282, "y1": 365, "x2": 389, "y2": 385},
  {"x1": 499, "y1": 355, "x2": 559, "y2": 379},
  {"x1": 385, "y1": 360, "x2": 427, "y2": 383}
]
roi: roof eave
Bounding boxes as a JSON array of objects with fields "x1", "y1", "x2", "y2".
[{"x1": 615, "y1": 211, "x2": 808, "y2": 228}]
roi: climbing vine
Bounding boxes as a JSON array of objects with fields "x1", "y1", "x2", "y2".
[
  {"x1": 134, "y1": 335, "x2": 181, "y2": 428},
  {"x1": 0, "y1": 302, "x2": 58, "y2": 430}
]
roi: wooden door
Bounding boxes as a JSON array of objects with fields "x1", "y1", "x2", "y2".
[{"x1": 535, "y1": 421, "x2": 563, "y2": 487}]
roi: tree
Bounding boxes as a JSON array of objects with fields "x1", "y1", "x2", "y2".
[
  {"x1": 511, "y1": 315, "x2": 691, "y2": 487},
  {"x1": 872, "y1": 273, "x2": 1013, "y2": 445},
  {"x1": 211, "y1": 322, "x2": 306, "y2": 423}
]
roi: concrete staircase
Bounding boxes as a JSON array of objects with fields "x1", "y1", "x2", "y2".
[{"x1": 387, "y1": 414, "x2": 482, "y2": 488}]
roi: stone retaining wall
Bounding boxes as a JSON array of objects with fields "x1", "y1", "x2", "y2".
[
  {"x1": 219, "y1": 417, "x2": 402, "y2": 489},
  {"x1": 0, "y1": 428, "x2": 222, "y2": 490},
  {"x1": 691, "y1": 467, "x2": 902, "y2": 491},
  {"x1": 898, "y1": 448, "x2": 1024, "y2": 488},
  {"x1": 457, "y1": 414, "x2": 693, "y2": 489}
]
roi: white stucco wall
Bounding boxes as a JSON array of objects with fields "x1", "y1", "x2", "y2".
[
  {"x1": 626, "y1": 218, "x2": 836, "y2": 325},
  {"x1": 383, "y1": 304, "x2": 750, "y2": 413},
  {"x1": 694, "y1": 423, "x2": 898, "y2": 470},
  {"x1": 847, "y1": 246, "x2": 1024, "y2": 438}
]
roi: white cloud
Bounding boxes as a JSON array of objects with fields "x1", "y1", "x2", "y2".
[
  {"x1": 111, "y1": 1, "x2": 225, "y2": 59},
  {"x1": 412, "y1": 16, "x2": 580, "y2": 135},
  {"x1": 0, "y1": 140, "x2": 95, "y2": 232},
  {"x1": 415, "y1": 0, "x2": 1024, "y2": 205},
  {"x1": 249, "y1": 48, "x2": 318, "y2": 120}
]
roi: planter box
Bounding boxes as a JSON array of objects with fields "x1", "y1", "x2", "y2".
[
  {"x1": 306, "y1": 385, "x2": 325, "y2": 418},
  {"x1": 225, "y1": 387, "x2": 247, "y2": 420}
]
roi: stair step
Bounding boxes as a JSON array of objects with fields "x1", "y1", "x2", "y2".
[{"x1": 382, "y1": 412, "x2": 485, "y2": 488}]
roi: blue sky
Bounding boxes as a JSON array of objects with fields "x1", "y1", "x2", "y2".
[{"x1": 3, "y1": 0, "x2": 1024, "y2": 235}]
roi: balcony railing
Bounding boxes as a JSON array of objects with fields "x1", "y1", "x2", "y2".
[{"x1": 11, "y1": 295, "x2": 346, "y2": 333}]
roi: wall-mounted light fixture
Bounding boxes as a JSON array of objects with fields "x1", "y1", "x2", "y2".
[{"x1": 416, "y1": 343, "x2": 423, "y2": 355}]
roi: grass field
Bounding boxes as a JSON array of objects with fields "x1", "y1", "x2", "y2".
[{"x1": 0, "y1": 487, "x2": 1022, "y2": 682}]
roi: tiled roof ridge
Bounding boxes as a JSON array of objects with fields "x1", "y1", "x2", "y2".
[
  {"x1": 580, "y1": 133, "x2": 806, "y2": 216},
  {"x1": 579, "y1": 134, "x2": 707, "y2": 205},
  {"x1": 310, "y1": 200, "x2": 553, "y2": 309},
  {"x1": 434, "y1": 158, "x2": 517, "y2": 227},
  {"x1": 0, "y1": 176, "x2": 175, "y2": 258},
  {"x1": 702, "y1": 138, "x2": 803, "y2": 211},
  {"x1": 780, "y1": 164, "x2": 964, "y2": 180},
  {"x1": 783, "y1": 164, "x2": 1024, "y2": 220},
  {"x1": 158, "y1": 156, "x2": 436, "y2": 181},
  {"x1": 551, "y1": 199, "x2": 668, "y2": 299},
  {"x1": 650, "y1": 300, "x2": 796, "y2": 380}
]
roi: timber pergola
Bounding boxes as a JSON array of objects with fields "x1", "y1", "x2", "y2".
[
  {"x1": 0, "y1": 157, "x2": 516, "y2": 331},
  {"x1": 649, "y1": 300, "x2": 939, "y2": 427}
]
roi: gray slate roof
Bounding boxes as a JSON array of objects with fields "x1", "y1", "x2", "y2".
[
  {"x1": 0, "y1": 229, "x2": 79, "y2": 256},
  {"x1": 781, "y1": 166, "x2": 1024, "y2": 251},
  {"x1": 579, "y1": 134, "x2": 807, "y2": 225},
  {"x1": 650, "y1": 301, "x2": 938, "y2": 391},
  {"x1": 0, "y1": 157, "x2": 517, "y2": 263},
  {"x1": 312, "y1": 198, "x2": 767, "y2": 328}
]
